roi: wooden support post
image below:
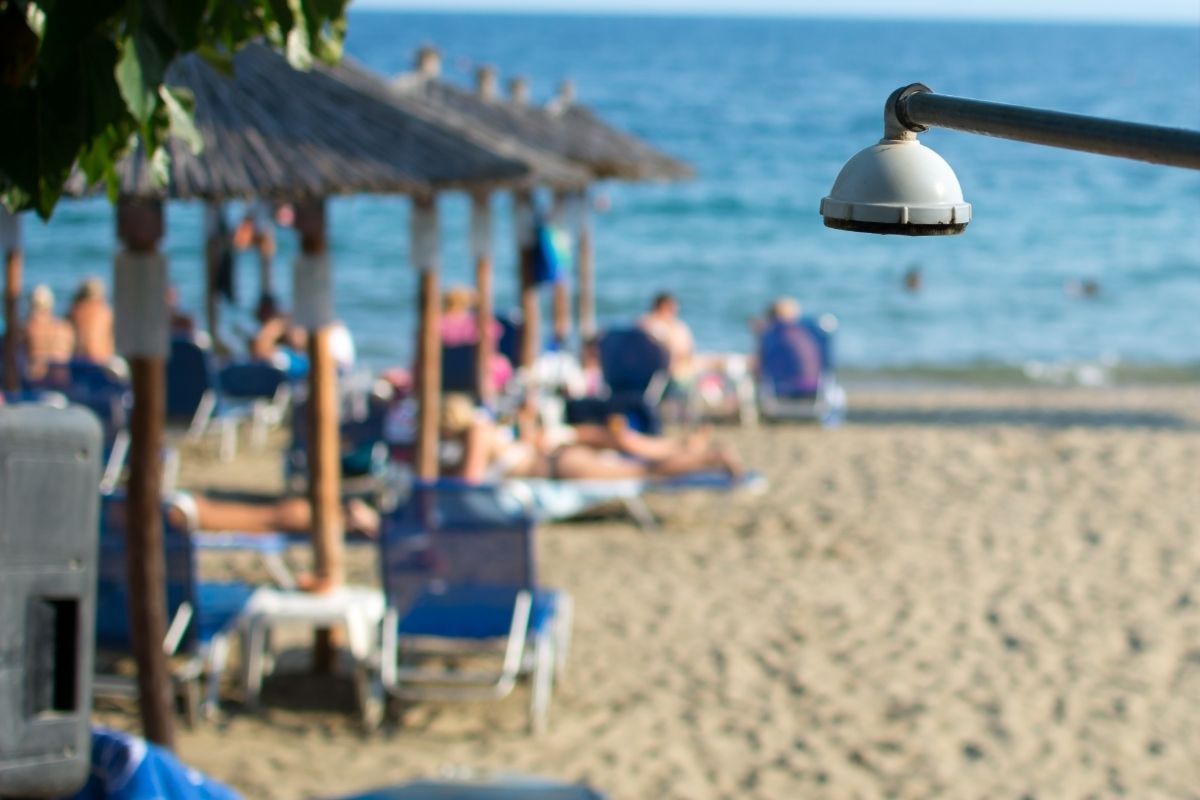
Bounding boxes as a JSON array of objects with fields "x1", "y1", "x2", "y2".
[
  {"x1": 415, "y1": 45, "x2": 441, "y2": 78},
  {"x1": 1, "y1": 208, "x2": 21, "y2": 393},
  {"x1": 411, "y1": 195, "x2": 441, "y2": 482},
  {"x1": 471, "y1": 192, "x2": 495, "y2": 405},
  {"x1": 575, "y1": 189, "x2": 597, "y2": 341},
  {"x1": 514, "y1": 189, "x2": 539, "y2": 374},
  {"x1": 475, "y1": 65, "x2": 498, "y2": 101},
  {"x1": 292, "y1": 199, "x2": 343, "y2": 673},
  {"x1": 550, "y1": 191, "x2": 571, "y2": 349},
  {"x1": 257, "y1": 207, "x2": 275, "y2": 301},
  {"x1": 508, "y1": 76, "x2": 530, "y2": 106},
  {"x1": 114, "y1": 198, "x2": 174, "y2": 748},
  {"x1": 203, "y1": 203, "x2": 222, "y2": 345}
]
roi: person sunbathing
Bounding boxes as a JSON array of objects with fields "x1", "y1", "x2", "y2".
[
  {"x1": 165, "y1": 492, "x2": 380, "y2": 593},
  {"x1": 167, "y1": 492, "x2": 379, "y2": 538},
  {"x1": 438, "y1": 394, "x2": 744, "y2": 484}
]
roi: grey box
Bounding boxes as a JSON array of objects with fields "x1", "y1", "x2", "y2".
[{"x1": 0, "y1": 405, "x2": 101, "y2": 798}]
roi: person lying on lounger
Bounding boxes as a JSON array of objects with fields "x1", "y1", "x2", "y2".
[
  {"x1": 437, "y1": 393, "x2": 744, "y2": 484},
  {"x1": 162, "y1": 492, "x2": 380, "y2": 593},
  {"x1": 166, "y1": 492, "x2": 380, "y2": 539}
]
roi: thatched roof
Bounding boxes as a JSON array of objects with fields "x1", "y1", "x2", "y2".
[
  {"x1": 377, "y1": 71, "x2": 590, "y2": 191},
  {"x1": 390, "y1": 68, "x2": 694, "y2": 183},
  {"x1": 66, "y1": 44, "x2": 529, "y2": 201}
]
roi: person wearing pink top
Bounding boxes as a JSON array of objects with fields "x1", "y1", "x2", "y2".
[{"x1": 439, "y1": 285, "x2": 512, "y2": 393}]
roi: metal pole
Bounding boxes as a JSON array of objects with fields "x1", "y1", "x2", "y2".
[{"x1": 893, "y1": 84, "x2": 1200, "y2": 170}]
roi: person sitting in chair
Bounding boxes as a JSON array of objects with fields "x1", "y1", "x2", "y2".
[
  {"x1": 438, "y1": 285, "x2": 512, "y2": 394},
  {"x1": 754, "y1": 296, "x2": 823, "y2": 396},
  {"x1": 21, "y1": 284, "x2": 74, "y2": 380},
  {"x1": 638, "y1": 291, "x2": 695, "y2": 381},
  {"x1": 68, "y1": 277, "x2": 116, "y2": 366}
]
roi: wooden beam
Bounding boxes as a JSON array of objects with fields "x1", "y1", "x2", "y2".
[
  {"x1": 203, "y1": 203, "x2": 222, "y2": 347},
  {"x1": 305, "y1": 330, "x2": 341, "y2": 589},
  {"x1": 1, "y1": 208, "x2": 21, "y2": 393},
  {"x1": 256, "y1": 205, "x2": 275, "y2": 300},
  {"x1": 114, "y1": 198, "x2": 174, "y2": 749},
  {"x1": 575, "y1": 190, "x2": 596, "y2": 340},
  {"x1": 411, "y1": 195, "x2": 441, "y2": 482},
  {"x1": 292, "y1": 199, "x2": 342, "y2": 673},
  {"x1": 514, "y1": 189, "x2": 539, "y2": 373},
  {"x1": 471, "y1": 192, "x2": 495, "y2": 405}
]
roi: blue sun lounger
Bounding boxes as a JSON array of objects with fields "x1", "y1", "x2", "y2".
[
  {"x1": 756, "y1": 315, "x2": 847, "y2": 427},
  {"x1": 23, "y1": 361, "x2": 133, "y2": 493},
  {"x1": 370, "y1": 482, "x2": 573, "y2": 735},
  {"x1": 334, "y1": 776, "x2": 606, "y2": 800},
  {"x1": 565, "y1": 328, "x2": 668, "y2": 435},
  {"x1": 502, "y1": 470, "x2": 767, "y2": 529},
  {"x1": 95, "y1": 494, "x2": 265, "y2": 720}
]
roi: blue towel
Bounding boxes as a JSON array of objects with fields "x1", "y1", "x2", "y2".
[{"x1": 65, "y1": 727, "x2": 241, "y2": 800}]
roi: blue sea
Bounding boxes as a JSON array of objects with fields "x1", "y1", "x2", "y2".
[{"x1": 19, "y1": 13, "x2": 1200, "y2": 383}]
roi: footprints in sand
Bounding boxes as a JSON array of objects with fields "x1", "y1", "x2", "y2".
[{"x1": 146, "y1": 387, "x2": 1200, "y2": 799}]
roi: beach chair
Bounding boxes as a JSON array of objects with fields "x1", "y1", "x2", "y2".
[
  {"x1": 188, "y1": 359, "x2": 290, "y2": 460},
  {"x1": 564, "y1": 328, "x2": 668, "y2": 435},
  {"x1": 285, "y1": 393, "x2": 391, "y2": 497},
  {"x1": 216, "y1": 360, "x2": 291, "y2": 449},
  {"x1": 756, "y1": 315, "x2": 847, "y2": 427},
  {"x1": 166, "y1": 336, "x2": 220, "y2": 432},
  {"x1": 94, "y1": 493, "x2": 264, "y2": 721},
  {"x1": 333, "y1": 775, "x2": 606, "y2": 800},
  {"x1": 502, "y1": 469, "x2": 766, "y2": 530},
  {"x1": 442, "y1": 342, "x2": 480, "y2": 398},
  {"x1": 372, "y1": 481, "x2": 573, "y2": 735},
  {"x1": 26, "y1": 361, "x2": 134, "y2": 493},
  {"x1": 496, "y1": 310, "x2": 522, "y2": 367}
]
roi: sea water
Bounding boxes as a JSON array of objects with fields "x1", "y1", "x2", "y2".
[{"x1": 18, "y1": 13, "x2": 1200, "y2": 383}]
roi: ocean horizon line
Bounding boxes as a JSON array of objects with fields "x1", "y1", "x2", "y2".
[{"x1": 349, "y1": 6, "x2": 1200, "y2": 28}]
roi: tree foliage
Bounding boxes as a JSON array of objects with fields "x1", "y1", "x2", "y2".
[{"x1": 0, "y1": 0, "x2": 349, "y2": 219}]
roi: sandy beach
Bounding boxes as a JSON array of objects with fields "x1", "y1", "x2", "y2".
[{"x1": 93, "y1": 384, "x2": 1200, "y2": 799}]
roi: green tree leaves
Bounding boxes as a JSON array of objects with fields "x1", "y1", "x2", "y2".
[{"x1": 0, "y1": 0, "x2": 349, "y2": 219}]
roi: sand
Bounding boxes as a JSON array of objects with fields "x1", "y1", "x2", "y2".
[{"x1": 93, "y1": 384, "x2": 1200, "y2": 799}]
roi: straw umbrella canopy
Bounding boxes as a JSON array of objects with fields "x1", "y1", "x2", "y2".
[
  {"x1": 65, "y1": 44, "x2": 529, "y2": 200},
  {"x1": 387, "y1": 50, "x2": 692, "y2": 356},
  {"x1": 55, "y1": 43, "x2": 531, "y2": 749},
  {"x1": 387, "y1": 72, "x2": 591, "y2": 191},
  {"x1": 390, "y1": 58, "x2": 693, "y2": 183}
]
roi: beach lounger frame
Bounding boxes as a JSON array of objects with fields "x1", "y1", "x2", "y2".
[
  {"x1": 502, "y1": 470, "x2": 766, "y2": 530},
  {"x1": 756, "y1": 315, "x2": 847, "y2": 427},
  {"x1": 94, "y1": 494, "x2": 264, "y2": 721},
  {"x1": 370, "y1": 482, "x2": 573, "y2": 735},
  {"x1": 284, "y1": 392, "x2": 393, "y2": 498},
  {"x1": 167, "y1": 513, "x2": 386, "y2": 719},
  {"x1": 23, "y1": 361, "x2": 136, "y2": 493},
  {"x1": 187, "y1": 359, "x2": 291, "y2": 461},
  {"x1": 564, "y1": 328, "x2": 669, "y2": 434}
]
